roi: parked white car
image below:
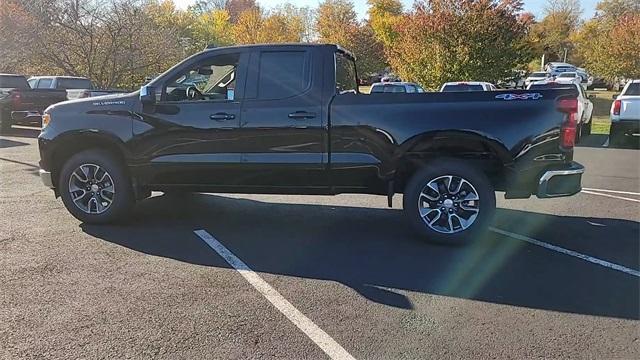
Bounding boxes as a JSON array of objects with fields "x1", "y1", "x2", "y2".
[
  {"x1": 439, "y1": 82, "x2": 496, "y2": 92},
  {"x1": 524, "y1": 72, "x2": 551, "y2": 87},
  {"x1": 546, "y1": 62, "x2": 577, "y2": 77},
  {"x1": 528, "y1": 80, "x2": 594, "y2": 142},
  {"x1": 555, "y1": 72, "x2": 582, "y2": 85},
  {"x1": 370, "y1": 82, "x2": 426, "y2": 93},
  {"x1": 576, "y1": 68, "x2": 593, "y2": 88},
  {"x1": 610, "y1": 80, "x2": 640, "y2": 145}
]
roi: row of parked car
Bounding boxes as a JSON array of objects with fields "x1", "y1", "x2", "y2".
[{"x1": 0, "y1": 74, "x2": 125, "y2": 131}]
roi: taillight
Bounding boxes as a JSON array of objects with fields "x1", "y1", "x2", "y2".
[
  {"x1": 557, "y1": 98, "x2": 578, "y2": 149},
  {"x1": 613, "y1": 100, "x2": 621, "y2": 115},
  {"x1": 11, "y1": 91, "x2": 21, "y2": 107}
]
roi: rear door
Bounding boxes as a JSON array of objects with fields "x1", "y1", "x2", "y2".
[{"x1": 236, "y1": 47, "x2": 328, "y2": 188}]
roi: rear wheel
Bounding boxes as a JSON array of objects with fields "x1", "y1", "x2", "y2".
[
  {"x1": 59, "y1": 149, "x2": 134, "y2": 224},
  {"x1": 403, "y1": 159, "x2": 496, "y2": 245}
]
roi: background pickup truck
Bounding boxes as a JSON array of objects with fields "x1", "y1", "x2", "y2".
[
  {"x1": 28, "y1": 76, "x2": 126, "y2": 100},
  {"x1": 610, "y1": 80, "x2": 640, "y2": 146},
  {"x1": 0, "y1": 73, "x2": 67, "y2": 132},
  {"x1": 38, "y1": 44, "x2": 584, "y2": 245}
]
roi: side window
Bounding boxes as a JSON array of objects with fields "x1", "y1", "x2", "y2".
[
  {"x1": 28, "y1": 79, "x2": 37, "y2": 88},
  {"x1": 407, "y1": 85, "x2": 416, "y2": 93},
  {"x1": 335, "y1": 52, "x2": 358, "y2": 94},
  {"x1": 164, "y1": 53, "x2": 240, "y2": 102},
  {"x1": 258, "y1": 51, "x2": 310, "y2": 100},
  {"x1": 37, "y1": 79, "x2": 53, "y2": 89}
]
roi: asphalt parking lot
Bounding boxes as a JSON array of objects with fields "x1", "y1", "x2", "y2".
[{"x1": 1, "y1": 127, "x2": 639, "y2": 359}]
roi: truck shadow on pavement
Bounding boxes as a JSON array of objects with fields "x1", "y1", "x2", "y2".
[{"x1": 81, "y1": 193, "x2": 640, "y2": 320}]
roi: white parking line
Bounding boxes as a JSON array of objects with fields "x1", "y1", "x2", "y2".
[
  {"x1": 490, "y1": 227, "x2": 640, "y2": 278},
  {"x1": 194, "y1": 230, "x2": 356, "y2": 360},
  {"x1": 581, "y1": 190, "x2": 640, "y2": 203},
  {"x1": 582, "y1": 187, "x2": 640, "y2": 196}
]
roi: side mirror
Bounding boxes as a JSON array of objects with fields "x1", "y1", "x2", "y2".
[{"x1": 140, "y1": 85, "x2": 156, "y2": 105}]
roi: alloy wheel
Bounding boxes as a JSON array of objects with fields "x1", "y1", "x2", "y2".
[
  {"x1": 417, "y1": 175, "x2": 480, "y2": 234},
  {"x1": 68, "y1": 164, "x2": 115, "y2": 214}
]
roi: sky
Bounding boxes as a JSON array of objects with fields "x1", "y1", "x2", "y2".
[{"x1": 172, "y1": 0, "x2": 600, "y2": 20}]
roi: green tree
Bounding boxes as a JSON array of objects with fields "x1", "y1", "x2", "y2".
[
  {"x1": 530, "y1": 0, "x2": 583, "y2": 62},
  {"x1": 386, "y1": 0, "x2": 532, "y2": 90},
  {"x1": 191, "y1": 9, "x2": 234, "y2": 49},
  {"x1": 233, "y1": 7, "x2": 305, "y2": 44},
  {"x1": 595, "y1": 0, "x2": 640, "y2": 19},
  {"x1": 316, "y1": 0, "x2": 387, "y2": 75},
  {"x1": 368, "y1": 0, "x2": 403, "y2": 46},
  {"x1": 573, "y1": 7, "x2": 640, "y2": 80}
]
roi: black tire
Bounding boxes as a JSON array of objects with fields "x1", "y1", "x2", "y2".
[
  {"x1": 583, "y1": 117, "x2": 592, "y2": 136},
  {"x1": 403, "y1": 158, "x2": 496, "y2": 246},
  {"x1": 609, "y1": 129, "x2": 625, "y2": 147},
  {"x1": 0, "y1": 110, "x2": 11, "y2": 133},
  {"x1": 59, "y1": 149, "x2": 134, "y2": 224}
]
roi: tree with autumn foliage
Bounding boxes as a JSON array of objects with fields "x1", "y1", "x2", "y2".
[
  {"x1": 573, "y1": 1, "x2": 640, "y2": 79},
  {"x1": 316, "y1": 0, "x2": 387, "y2": 76},
  {"x1": 382, "y1": 0, "x2": 532, "y2": 90},
  {"x1": 233, "y1": 6, "x2": 306, "y2": 44}
]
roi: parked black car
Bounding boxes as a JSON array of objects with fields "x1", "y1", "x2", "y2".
[
  {"x1": 0, "y1": 74, "x2": 67, "y2": 131},
  {"x1": 38, "y1": 44, "x2": 584, "y2": 245}
]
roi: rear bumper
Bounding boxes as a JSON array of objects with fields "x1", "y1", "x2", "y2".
[
  {"x1": 39, "y1": 169, "x2": 54, "y2": 189},
  {"x1": 536, "y1": 162, "x2": 584, "y2": 198},
  {"x1": 610, "y1": 120, "x2": 640, "y2": 136}
]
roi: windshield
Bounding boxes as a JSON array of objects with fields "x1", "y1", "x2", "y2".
[
  {"x1": 0, "y1": 75, "x2": 29, "y2": 89},
  {"x1": 531, "y1": 72, "x2": 547, "y2": 77},
  {"x1": 442, "y1": 84, "x2": 484, "y2": 92}
]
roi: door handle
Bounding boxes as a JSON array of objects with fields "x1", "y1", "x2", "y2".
[
  {"x1": 288, "y1": 111, "x2": 316, "y2": 120},
  {"x1": 210, "y1": 113, "x2": 235, "y2": 121}
]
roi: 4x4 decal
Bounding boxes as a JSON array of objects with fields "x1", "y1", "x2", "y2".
[{"x1": 495, "y1": 93, "x2": 543, "y2": 100}]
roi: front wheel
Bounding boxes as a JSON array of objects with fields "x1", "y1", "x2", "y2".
[
  {"x1": 403, "y1": 159, "x2": 496, "y2": 245},
  {"x1": 59, "y1": 149, "x2": 134, "y2": 224}
]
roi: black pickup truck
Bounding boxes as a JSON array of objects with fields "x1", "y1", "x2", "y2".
[
  {"x1": 0, "y1": 74, "x2": 67, "y2": 132},
  {"x1": 38, "y1": 44, "x2": 584, "y2": 244}
]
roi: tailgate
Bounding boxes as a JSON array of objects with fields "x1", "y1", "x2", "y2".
[{"x1": 620, "y1": 97, "x2": 640, "y2": 120}]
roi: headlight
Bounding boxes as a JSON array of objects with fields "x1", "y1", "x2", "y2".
[{"x1": 41, "y1": 113, "x2": 51, "y2": 129}]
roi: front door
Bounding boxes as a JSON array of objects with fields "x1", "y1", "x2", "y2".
[{"x1": 134, "y1": 50, "x2": 249, "y2": 187}]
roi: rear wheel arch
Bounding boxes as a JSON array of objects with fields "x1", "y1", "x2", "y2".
[{"x1": 393, "y1": 132, "x2": 511, "y2": 193}]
